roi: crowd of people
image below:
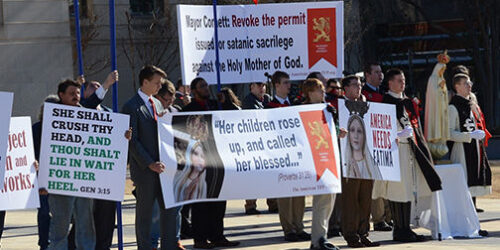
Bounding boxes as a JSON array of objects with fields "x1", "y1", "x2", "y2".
[{"x1": 0, "y1": 60, "x2": 493, "y2": 250}]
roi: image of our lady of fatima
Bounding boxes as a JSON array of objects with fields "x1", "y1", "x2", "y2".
[
  {"x1": 171, "y1": 114, "x2": 224, "y2": 202},
  {"x1": 343, "y1": 100, "x2": 383, "y2": 180}
]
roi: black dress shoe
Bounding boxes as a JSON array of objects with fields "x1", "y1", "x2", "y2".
[
  {"x1": 393, "y1": 229, "x2": 417, "y2": 242},
  {"x1": 360, "y1": 237, "x2": 380, "y2": 247},
  {"x1": 212, "y1": 238, "x2": 240, "y2": 247},
  {"x1": 476, "y1": 208, "x2": 484, "y2": 213},
  {"x1": 373, "y1": 221, "x2": 392, "y2": 231},
  {"x1": 393, "y1": 234, "x2": 418, "y2": 242},
  {"x1": 327, "y1": 228, "x2": 341, "y2": 238},
  {"x1": 393, "y1": 230, "x2": 426, "y2": 242},
  {"x1": 347, "y1": 241, "x2": 365, "y2": 248},
  {"x1": 193, "y1": 241, "x2": 215, "y2": 249},
  {"x1": 479, "y1": 229, "x2": 488, "y2": 236},
  {"x1": 296, "y1": 231, "x2": 311, "y2": 241},
  {"x1": 245, "y1": 208, "x2": 261, "y2": 215},
  {"x1": 284, "y1": 233, "x2": 299, "y2": 242},
  {"x1": 409, "y1": 230, "x2": 427, "y2": 242},
  {"x1": 310, "y1": 237, "x2": 340, "y2": 250}
]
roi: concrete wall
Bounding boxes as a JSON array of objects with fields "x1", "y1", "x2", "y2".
[{"x1": 0, "y1": 0, "x2": 73, "y2": 121}]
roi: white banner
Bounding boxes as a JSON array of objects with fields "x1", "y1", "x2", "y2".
[
  {"x1": 177, "y1": 1, "x2": 344, "y2": 85},
  {"x1": 0, "y1": 92, "x2": 14, "y2": 188},
  {"x1": 338, "y1": 99, "x2": 400, "y2": 181},
  {"x1": 158, "y1": 104, "x2": 341, "y2": 208},
  {"x1": 38, "y1": 103, "x2": 130, "y2": 201},
  {"x1": 0, "y1": 117, "x2": 39, "y2": 210}
]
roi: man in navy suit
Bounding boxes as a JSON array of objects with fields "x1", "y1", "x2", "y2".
[{"x1": 122, "y1": 65, "x2": 180, "y2": 250}]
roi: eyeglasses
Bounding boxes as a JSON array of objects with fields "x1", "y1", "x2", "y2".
[
  {"x1": 158, "y1": 94, "x2": 174, "y2": 102},
  {"x1": 328, "y1": 86, "x2": 342, "y2": 90},
  {"x1": 347, "y1": 83, "x2": 362, "y2": 88}
]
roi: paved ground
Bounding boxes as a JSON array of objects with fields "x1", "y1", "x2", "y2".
[
  {"x1": 1, "y1": 196, "x2": 499, "y2": 249},
  {"x1": 2, "y1": 164, "x2": 500, "y2": 249}
]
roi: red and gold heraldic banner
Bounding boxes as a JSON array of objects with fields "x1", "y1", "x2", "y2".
[
  {"x1": 307, "y1": 8, "x2": 337, "y2": 68},
  {"x1": 299, "y1": 110, "x2": 338, "y2": 181}
]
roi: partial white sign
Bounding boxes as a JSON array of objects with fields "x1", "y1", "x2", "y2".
[{"x1": 0, "y1": 117, "x2": 39, "y2": 210}]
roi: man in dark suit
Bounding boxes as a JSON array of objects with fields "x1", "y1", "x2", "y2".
[
  {"x1": 242, "y1": 82, "x2": 271, "y2": 110},
  {"x1": 174, "y1": 78, "x2": 191, "y2": 109},
  {"x1": 266, "y1": 71, "x2": 298, "y2": 108},
  {"x1": 362, "y1": 62, "x2": 393, "y2": 232},
  {"x1": 241, "y1": 82, "x2": 276, "y2": 215},
  {"x1": 121, "y1": 65, "x2": 180, "y2": 250},
  {"x1": 361, "y1": 62, "x2": 386, "y2": 103},
  {"x1": 81, "y1": 72, "x2": 129, "y2": 250},
  {"x1": 182, "y1": 77, "x2": 239, "y2": 249},
  {"x1": 266, "y1": 71, "x2": 310, "y2": 242}
]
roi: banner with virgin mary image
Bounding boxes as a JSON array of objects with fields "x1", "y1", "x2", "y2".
[
  {"x1": 158, "y1": 104, "x2": 341, "y2": 208},
  {"x1": 338, "y1": 99, "x2": 400, "y2": 181}
]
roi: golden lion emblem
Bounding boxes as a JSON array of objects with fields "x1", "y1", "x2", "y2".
[
  {"x1": 308, "y1": 121, "x2": 329, "y2": 150},
  {"x1": 312, "y1": 17, "x2": 331, "y2": 42}
]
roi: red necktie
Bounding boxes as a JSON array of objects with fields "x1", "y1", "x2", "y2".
[{"x1": 148, "y1": 97, "x2": 158, "y2": 121}]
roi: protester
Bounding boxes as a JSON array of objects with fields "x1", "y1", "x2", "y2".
[
  {"x1": 80, "y1": 72, "x2": 126, "y2": 250},
  {"x1": 306, "y1": 72, "x2": 328, "y2": 88},
  {"x1": 174, "y1": 79, "x2": 191, "y2": 109},
  {"x1": 241, "y1": 82, "x2": 275, "y2": 215},
  {"x1": 306, "y1": 75, "x2": 344, "y2": 238},
  {"x1": 373, "y1": 68, "x2": 442, "y2": 242},
  {"x1": 266, "y1": 71, "x2": 300, "y2": 108},
  {"x1": 448, "y1": 73, "x2": 492, "y2": 220},
  {"x1": 325, "y1": 79, "x2": 342, "y2": 109},
  {"x1": 46, "y1": 79, "x2": 96, "y2": 250},
  {"x1": 361, "y1": 62, "x2": 385, "y2": 102},
  {"x1": 122, "y1": 65, "x2": 180, "y2": 250},
  {"x1": 266, "y1": 71, "x2": 310, "y2": 242},
  {"x1": 0, "y1": 211, "x2": 3, "y2": 247},
  {"x1": 148, "y1": 79, "x2": 185, "y2": 249},
  {"x1": 362, "y1": 62, "x2": 393, "y2": 232},
  {"x1": 242, "y1": 82, "x2": 271, "y2": 110},
  {"x1": 155, "y1": 80, "x2": 192, "y2": 240},
  {"x1": 81, "y1": 71, "x2": 135, "y2": 250},
  {"x1": 339, "y1": 75, "x2": 380, "y2": 248},
  {"x1": 157, "y1": 79, "x2": 182, "y2": 113},
  {"x1": 32, "y1": 95, "x2": 60, "y2": 250},
  {"x1": 301, "y1": 78, "x2": 345, "y2": 250},
  {"x1": 324, "y1": 78, "x2": 344, "y2": 238},
  {"x1": 182, "y1": 77, "x2": 240, "y2": 249},
  {"x1": 217, "y1": 87, "x2": 241, "y2": 110}
]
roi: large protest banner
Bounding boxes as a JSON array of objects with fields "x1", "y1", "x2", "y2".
[
  {"x1": 0, "y1": 92, "x2": 14, "y2": 188},
  {"x1": 0, "y1": 117, "x2": 39, "y2": 210},
  {"x1": 177, "y1": 1, "x2": 344, "y2": 85},
  {"x1": 38, "y1": 103, "x2": 130, "y2": 201},
  {"x1": 338, "y1": 99, "x2": 400, "y2": 181},
  {"x1": 158, "y1": 104, "x2": 341, "y2": 208}
]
